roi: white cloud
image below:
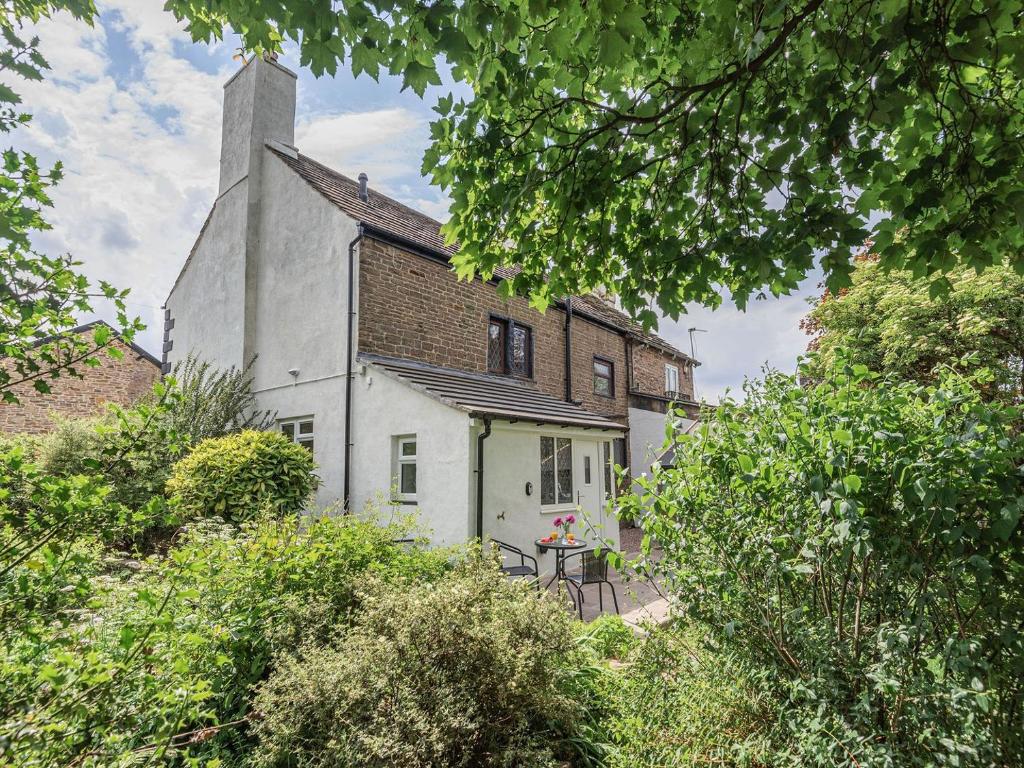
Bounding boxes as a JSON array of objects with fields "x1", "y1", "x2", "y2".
[
  {"x1": 654, "y1": 281, "x2": 820, "y2": 404},
  {"x1": 9, "y1": 1, "x2": 441, "y2": 356},
  {"x1": 295, "y1": 107, "x2": 450, "y2": 220}
]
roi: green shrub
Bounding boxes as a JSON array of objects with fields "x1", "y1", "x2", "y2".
[
  {"x1": 167, "y1": 430, "x2": 317, "y2": 522},
  {"x1": 579, "y1": 614, "x2": 636, "y2": 659},
  {"x1": 3, "y1": 512, "x2": 451, "y2": 766},
  {"x1": 251, "y1": 562, "x2": 592, "y2": 768},
  {"x1": 33, "y1": 416, "x2": 104, "y2": 476},
  {"x1": 587, "y1": 625, "x2": 776, "y2": 768},
  {"x1": 623, "y1": 361, "x2": 1024, "y2": 766}
]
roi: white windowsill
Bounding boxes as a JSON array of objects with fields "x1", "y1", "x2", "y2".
[{"x1": 540, "y1": 505, "x2": 578, "y2": 515}]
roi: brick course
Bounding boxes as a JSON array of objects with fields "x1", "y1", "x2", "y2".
[
  {"x1": 630, "y1": 343, "x2": 695, "y2": 400},
  {"x1": 0, "y1": 336, "x2": 161, "y2": 434},
  {"x1": 358, "y1": 237, "x2": 629, "y2": 419}
]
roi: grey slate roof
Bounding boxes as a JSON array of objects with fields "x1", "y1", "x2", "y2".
[
  {"x1": 360, "y1": 353, "x2": 626, "y2": 431},
  {"x1": 269, "y1": 146, "x2": 694, "y2": 364}
]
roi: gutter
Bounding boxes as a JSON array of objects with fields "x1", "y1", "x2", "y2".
[
  {"x1": 343, "y1": 223, "x2": 364, "y2": 511},
  {"x1": 475, "y1": 417, "x2": 492, "y2": 539}
]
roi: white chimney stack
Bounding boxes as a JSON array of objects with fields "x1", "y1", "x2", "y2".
[{"x1": 218, "y1": 56, "x2": 297, "y2": 196}]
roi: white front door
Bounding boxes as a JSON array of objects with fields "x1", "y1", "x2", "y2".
[{"x1": 573, "y1": 440, "x2": 604, "y2": 537}]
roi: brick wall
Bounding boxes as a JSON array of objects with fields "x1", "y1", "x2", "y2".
[
  {"x1": 0, "y1": 337, "x2": 161, "y2": 434},
  {"x1": 358, "y1": 236, "x2": 629, "y2": 418},
  {"x1": 630, "y1": 343, "x2": 694, "y2": 400}
]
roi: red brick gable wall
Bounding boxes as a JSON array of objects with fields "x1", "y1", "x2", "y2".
[
  {"x1": 357, "y1": 236, "x2": 629, "y2": 419},
  {"x1": 0, "y1": 337, "x2": 161, "y2": 434}
]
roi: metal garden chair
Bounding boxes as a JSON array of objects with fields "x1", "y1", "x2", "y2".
[
  {"x1": 491, "y1": 539, "x2": 540, "y2": 588},
  {"x1": 562, "y1": 549, "x2": 619, "y2": 618}
]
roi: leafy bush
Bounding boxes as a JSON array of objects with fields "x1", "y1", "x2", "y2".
[
  {"x1": 167, "y1": 430, "x2": 317, "y2": 522},
  {"x1": 2, "y1": 512, "x2": 451, "y2": 766},
  {"x1": 579, "y1": 614, "x2": 636, "y2": 660},
  {"x1": 164, "y1": 354, "x2": 275, "y2": 441},
  {"x1": 251, "y1": 562, "x2": 590, "y2": 768},
  {"x1": 624, "y1": 361, "x2": 1024, "y2": 766}
]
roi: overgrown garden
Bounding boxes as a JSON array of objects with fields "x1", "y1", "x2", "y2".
[{"x1": 2, "y1": 1, "x2": 1023, "y2": 766}]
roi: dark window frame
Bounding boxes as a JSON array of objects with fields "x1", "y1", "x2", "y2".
[
  {"x1": 486, "y1": 314, "x2": 533, "y2": 378},
  {"x1": 592, "y1": 355, "x2": 615, "y2": 398}
]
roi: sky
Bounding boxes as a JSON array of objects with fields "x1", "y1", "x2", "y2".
[{"x1": 12, "y1": 0, "x2": 821, "y2": 403}]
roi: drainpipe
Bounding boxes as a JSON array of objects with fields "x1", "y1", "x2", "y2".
[
  {"x1": 475, "y1": 417, "x2": 492, "y2": 539},
  {"x1": 343, "y1": 224, "x2": 364, "y2": 512},
  {"x1": 563, "y1": 296, "x2": 573, "y2": 402}
]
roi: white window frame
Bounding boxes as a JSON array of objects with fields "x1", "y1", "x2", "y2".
[
  {"x1": 394, "y1": 435, "x2": 418, "y2": 503},
  {"x1": 539, "y1": 435, "x2": 574, "y2": 512},
  {"x1": 279, "y1": 416, "x2": 314, "y2": 453},
  {"x1": 665, "y1": 363, "x2": 680, "y2": 395}
]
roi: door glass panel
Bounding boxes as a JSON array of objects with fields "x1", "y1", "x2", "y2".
[{"x1": 584, "y1": 454, "x2": 592, "y2": 484}]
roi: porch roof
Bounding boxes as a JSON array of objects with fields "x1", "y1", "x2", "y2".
[{"x1": 360, "y1": 354, "x2": 626, "y2": 431}]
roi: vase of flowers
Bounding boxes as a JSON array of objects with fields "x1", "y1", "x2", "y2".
[{"x1": 552, "y1": 514, "x2": 575, "y2": 542}]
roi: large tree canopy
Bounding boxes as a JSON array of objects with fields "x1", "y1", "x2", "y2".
[
  {"x1": 802, "y1": 250, "x2": 1024, "y2": 397},
  {"x1": 168, "y1": 1, "x2": 1024, "y2": 322}
]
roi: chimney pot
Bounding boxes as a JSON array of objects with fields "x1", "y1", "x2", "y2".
[{"x1": 358, "y1": 173, "x2": 369, "y2": 203}]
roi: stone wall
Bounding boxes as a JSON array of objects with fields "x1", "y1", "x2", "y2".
[
  {"x1": 630, "y1": 342, "x2": 694, "y2": 400},
  {"x1": 357, "y1": 236, "x2": 629, "y2": 419},
  {"x1": 0, "y1": 337, "x2": 161, "y2": 434}
]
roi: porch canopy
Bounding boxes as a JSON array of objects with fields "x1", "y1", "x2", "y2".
[{"x1": 359, "y1": 353, "x2": 625, "y2": 431}]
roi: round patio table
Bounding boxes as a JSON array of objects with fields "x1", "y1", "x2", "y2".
[{"x1": 534, "y1": 537, "x2": 587, "y2": 591}]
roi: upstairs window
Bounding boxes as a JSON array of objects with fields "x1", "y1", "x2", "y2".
[
  {"x1": 665, "y1": 363, "x2": 680, "y2": 395},
  {"x1": 593, "y1": 357, "x2": 614, "y2": 397},
  {"x1": 280, "y1": 417, "x2": 314, "y2": 453},
  {"x1": 487, "y1": 316, "x2": 532, "y2": 377},
  {"x1": 540, "y1": 436, "x2": 573, "y2": 507}
]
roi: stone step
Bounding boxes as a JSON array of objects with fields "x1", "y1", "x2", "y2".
[{"x1": 619, "y1": 597, "x2": 672, "y2": 633}]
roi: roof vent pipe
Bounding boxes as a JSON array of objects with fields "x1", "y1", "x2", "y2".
[{"x1": 358, "y1": 172, "x2": 369, "y2": 203}]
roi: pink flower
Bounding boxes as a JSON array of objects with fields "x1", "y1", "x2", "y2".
[
  {"x1": 553, "y1": 517, "x2": 563, "y2": 527},
  {"x1": 565, "y1": 514, "x2": 576, "y2": 525}
]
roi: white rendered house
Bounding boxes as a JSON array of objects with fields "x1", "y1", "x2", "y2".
[{"x1": 164, "y1": 56, "x2": 699, "y2": 572}]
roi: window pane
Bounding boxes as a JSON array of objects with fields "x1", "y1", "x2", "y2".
[
  {"x1": 488, "y1": 320, "x2": 505, "y2": 372},
  {"x1": 298, "y1": 437, "x2": 313, "y2": 453},
  {"x1": 540, "y1": 436, "x2": 555, "y2": 505},
  {"x1": 401, "y1": 440, "x2": 416, "y2": 456},
  {"x1": 299, "y1": 420, "x2": 313, "y2": 435},
  {"x1": 281, "y1": 422, "x2": 295, "y2": 440},
  {"x1": 556, "y1": 438, "x2": 573, "y2": 504},
  {"x1": 400, "y1": 462, "x2": 417, "y2": 494},
  {"x1": 511, "y1": 325, "x2": 530, "y2": 375},
  {"x1": 665, "y1": 365, "x2": 679, "y2": 392}
]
